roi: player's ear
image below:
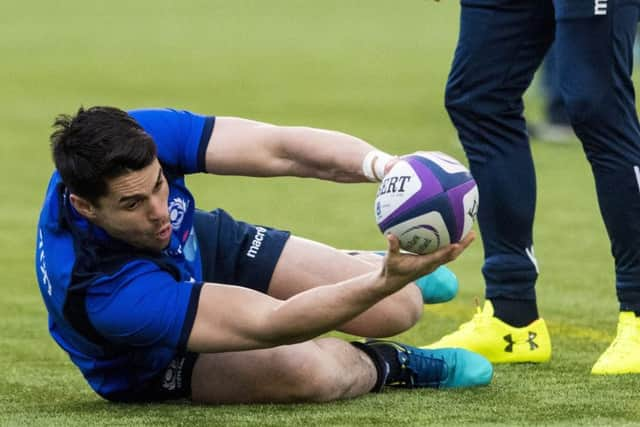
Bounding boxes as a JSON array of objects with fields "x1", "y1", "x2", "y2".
[{"x1": 69, "y1": 193, "x2": 97, "y2": 219}]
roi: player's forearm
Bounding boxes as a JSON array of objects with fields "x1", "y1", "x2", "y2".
[
  {"x1": 276, "y1": 126, "x2": 380, "y2": 183},
  {"x1": 204, "y1": 117, "x2": 393, "y2": 181},
  {"x1": 261, "y1": 270, "x2": 395, "y2": 345},
  {"x1": 188, "y1": 271, "x2": 396, "y2": 353}
]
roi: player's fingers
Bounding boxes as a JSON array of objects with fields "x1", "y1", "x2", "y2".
[
  {"x1": 451, "y1": 231, "x2": 475, "y2": 256},
  {"x1": 445, "y1": 234, "x2": 475, "y2": 262},
  {"x1": 419, "y1": 243, "x2": 458, "y2": 268},
  {"x1": 425, "y1": 231, "x2": 475, "y2": 266},
  {"x1": 459, "y1": 231, "x2": 475, "y2": 248},
  {"x1": 408, "y1": 247, "x2": 456, "y2": 279},
  {"x1": 385, "y1": 233, "x2": 400, "y2": 255}
]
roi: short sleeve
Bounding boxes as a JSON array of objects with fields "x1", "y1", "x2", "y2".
[
  {"x1": 128, "y1": 108, "x2": 215, "y2": 174},
  {"x1": 86, "y1": 262, "x2": 203, "y2": 351}
]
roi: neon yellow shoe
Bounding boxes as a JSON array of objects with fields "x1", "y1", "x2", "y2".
[
  {"x1": 422, "y1": 300, "x2": 551, "y2": 363},
  {"x1": 591, "y1": 312, "x2": 640, "y2": 375}
]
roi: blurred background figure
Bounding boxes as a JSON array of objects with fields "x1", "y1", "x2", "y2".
[
  {"x1": 530, "y1": 27, "x2": 640, "y2": 144},
  {"x1": 528, "y1": 44, "x2": 576, "y2": 144}
]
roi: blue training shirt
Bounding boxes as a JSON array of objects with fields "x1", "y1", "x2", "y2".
[{"x1": 35, "y1": 109, "x2": 215, "y2": 399}]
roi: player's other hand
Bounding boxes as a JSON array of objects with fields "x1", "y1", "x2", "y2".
[{"x1": 380, "y1": 232, "x2": 474, "y2": 292}]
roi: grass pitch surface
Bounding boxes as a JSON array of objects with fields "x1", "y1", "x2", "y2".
[{"x1": 1, "y1": 1, "x2": 638, "y2": 425}]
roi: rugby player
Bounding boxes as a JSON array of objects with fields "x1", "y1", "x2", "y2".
[{"x1": 35, "y1": 106, "x2": 492, "y2": 403}]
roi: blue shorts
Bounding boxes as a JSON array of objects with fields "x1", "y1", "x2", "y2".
[
  {"x1": 108, "y1": 352, "x2": 200, "y2": 402},
  {"x1": 194, "y1": 208, "x2": 291, "y2": 293},
  {"x1": 112, "y1": 209, "x2": 290, "y2": 402}
]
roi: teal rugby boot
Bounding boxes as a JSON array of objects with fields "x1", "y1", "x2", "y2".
[
  {"x1": 367, "y1": 340, "x2": 493, "y2": 389},
  {"x1": 415, "y1": 265, "x2": 458, "y2": 304}
]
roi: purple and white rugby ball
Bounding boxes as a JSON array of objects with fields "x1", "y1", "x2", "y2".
[{"x1": 375, "y1": 152, "x2": 478, "y2": 254}]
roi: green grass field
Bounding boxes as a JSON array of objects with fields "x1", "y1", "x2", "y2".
[{"x1": 1, "y1": 1, "x2": 639, "y2": 425}]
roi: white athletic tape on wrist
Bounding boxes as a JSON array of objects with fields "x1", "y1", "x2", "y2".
[{"x1": 362, "y1": 150, "x2": 393, "y2": 182}]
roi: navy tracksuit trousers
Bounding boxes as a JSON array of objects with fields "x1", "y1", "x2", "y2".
[{"x1": 445, "y1": 0, "x2": 640, "y2": 312}]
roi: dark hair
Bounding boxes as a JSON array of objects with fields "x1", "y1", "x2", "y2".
[{"x1": 50, "y1": 106, "x2": 157, "y2": 204}]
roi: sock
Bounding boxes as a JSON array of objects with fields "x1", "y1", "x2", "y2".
[
  {"x1": 351, "y1": 341, "x2": 403, "y2": 392},
  {"x1": 490, "y1": 298, "x2": 539, "y2": 327}
]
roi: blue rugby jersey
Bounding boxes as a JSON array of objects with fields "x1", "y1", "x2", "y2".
[{"x1": 35, "y1": 109, "x2": 215, "y2": 399}]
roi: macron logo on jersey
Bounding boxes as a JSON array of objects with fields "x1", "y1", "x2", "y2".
[
  {"x1": 594, "y1": 0, "x2": 607, "y2": 15},
  {"x1": 246, "y1": 227, "x2": 267, "y2": 259}
]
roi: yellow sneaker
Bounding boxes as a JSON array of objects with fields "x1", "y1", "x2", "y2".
[
  {"x1": 591, "y1": 312, "x2": 640, "y2": 375},
  {"x1": 422, "y1": 300, "x2": 551, "y2": 363}
]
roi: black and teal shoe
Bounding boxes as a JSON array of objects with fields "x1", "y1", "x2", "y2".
[{"x1": 367, "y1": 340, "x2": 493, "y2": 388}]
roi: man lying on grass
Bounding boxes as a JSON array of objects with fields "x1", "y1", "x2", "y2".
[{"x1": 35, "y1": 106, "x2": 492, "y2": 403}]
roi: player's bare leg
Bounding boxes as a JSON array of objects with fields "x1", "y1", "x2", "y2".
[
  {"x1": 191, "y1": 336, "x2": 493, "y2": 404},
  {"x1": 267, "y1": 236, "x2": 423, "y2": 338},
  {"x1": 191, "y1": 338, "x2": 377, "y2": 404}
]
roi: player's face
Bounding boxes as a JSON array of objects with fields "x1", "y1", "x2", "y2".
[{"x1": 92, "y1": 159, "x2": 171, "y2": 252}]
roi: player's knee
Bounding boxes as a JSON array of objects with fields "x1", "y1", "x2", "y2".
[
  {"x1": 277, "y1": 349, "x2": 354, "y2": 402},
  {"x1": 444, "y1": 83, "x2": 470, "y2": 121},
  {"x1": 400, "y1": 291, "x2": 424, "y2": 328},
  {"x1": 372, "y1": 288, "x2": 423, "y2": 337},
  {"x1": 298, "y1": 368, "x2": 352, "y2": 402},
  {"x1": 444, "y1": 82, "x2": 513, "y2": 132},
  {"x1": 377, "y1": 305, "x2": 422, "y2": 337}
]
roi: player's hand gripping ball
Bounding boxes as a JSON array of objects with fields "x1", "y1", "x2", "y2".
[{"x1": 375, "y1": 152, "x2": 479, "y2": 254}]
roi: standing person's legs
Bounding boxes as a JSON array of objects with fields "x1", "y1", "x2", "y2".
[
  {"x1": 425, "y1": 0, "x2": 555, "y2": 363},
  {"x1": 446, "y1": 0, "x2": 554, "y2": 321},
  {"x1": 554, "y1": 0, "x2": 640, "y2": 374}
]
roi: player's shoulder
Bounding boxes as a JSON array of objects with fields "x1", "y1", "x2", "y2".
[
  {"x1": 125, "y1": 108, "x2": 215, "y2": 174},
  {"x1": 126, "y1": 108, "x2": 198, "y2": 130}
]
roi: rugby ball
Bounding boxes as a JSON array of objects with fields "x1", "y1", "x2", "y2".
[{"x1": 374, "y1": 152, "x2": 478, "y2": 254}]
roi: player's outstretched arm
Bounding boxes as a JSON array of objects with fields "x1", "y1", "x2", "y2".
[
  {"x1": 203, "y1": 117, "x2": 394, "y2": 182},
  {"x1": 187, "y1": 232, "x2": 473, "y2": 354}
]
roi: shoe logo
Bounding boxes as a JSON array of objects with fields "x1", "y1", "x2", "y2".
[
  {"x1": 503, "y1": 332, "x2": 539, "y2": 352},
  {"x1": 527, "y1": 332, "x2": 538, "y2": 350},
  {"x1": 503, "y1": 334, "x2": 514, "y2": 352}
]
